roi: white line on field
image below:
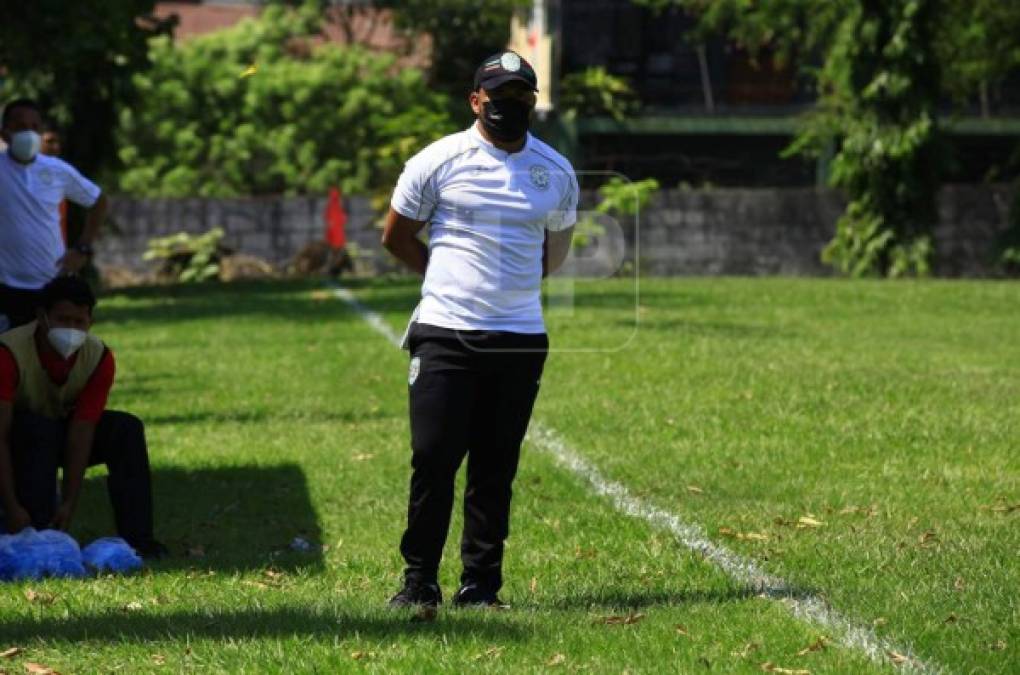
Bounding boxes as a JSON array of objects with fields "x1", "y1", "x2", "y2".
[{"x1": 329, "y1": 284, "x2": 939, "y2": 675}]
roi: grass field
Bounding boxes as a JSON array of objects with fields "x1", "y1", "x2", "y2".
[{"x1": 0, "y1": 277, "x2": 1016, "y2": 674}]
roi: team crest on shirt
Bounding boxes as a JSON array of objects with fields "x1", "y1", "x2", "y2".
[
  {"x1": 529, "y1": 164, "x2": 550, "y2": 191},
  {"x1": 408, "y1": 357, "x2": 421, "y2": 385}
]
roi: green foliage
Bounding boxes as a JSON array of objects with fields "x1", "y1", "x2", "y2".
[
  {"x1": 0, "y1": 0, "x2": 173, "y2": 178},
  {"x1": 817, "y1": 0, "x2": 942, "y2": 277},
  {"x1": 935, "y1": 1, "x2": 1020, "y2": 104},
  {"x1": 575, "y1": 177, "x2": 659, "y2": 249},
  {"x1": 377, "y1": 0, "x2": 531, "y2": 125},
  {"x1": 143, "y1": 228, "x2": 225, "y2": 283},
  {"x1": 644, "y1": 0, "x2": 949, "y2": 277},
  {"x1": 116, "y1": 5, "x2": 456, "y2": 198},
  {"x1": 560, "y1": 68, "x2": 639, "y2": 122}
]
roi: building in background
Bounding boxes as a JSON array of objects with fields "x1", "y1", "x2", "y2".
[
  {"x1": 154, "y1": 0, "x2": 429, "y2": 67},
  {"x1": 513, "y1": 0, "x2": 1020, "y2": 188}
]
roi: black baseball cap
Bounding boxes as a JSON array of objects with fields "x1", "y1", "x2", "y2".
[{"x1": 473, "y1": 51, "x2": 539, "y2": 92}]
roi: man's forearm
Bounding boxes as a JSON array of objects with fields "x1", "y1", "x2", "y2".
[
  {"x1": 61, "y1": 422, "x2": 94, "y2": 506},
  {"x1": 80, "y1": 193, "x2": 108, "y2": 245},
  {"x1": 386, "y1": 237, "x2": 429, "y2": 276}
]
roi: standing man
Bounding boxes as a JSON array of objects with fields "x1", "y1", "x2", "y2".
[
  {"x1": 382, "y1": 50, "x2": 577, "y2": 609},
  {"x1": 0, "y1": 99, "x2": 108, "y2": 331},
  {"x1": 0, "y1": 275, "x2": 167, "y2": 557}
]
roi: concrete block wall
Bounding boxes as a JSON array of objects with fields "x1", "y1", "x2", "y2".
[{"x1": 97, "y1": 184, "x2": 1015, "y2": 278}]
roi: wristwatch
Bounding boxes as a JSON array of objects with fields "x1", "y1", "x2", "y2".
[{"x1": 73, "y1": 242, "x2": 94, "y2": 256}]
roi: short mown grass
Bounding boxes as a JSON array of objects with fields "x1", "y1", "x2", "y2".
[{"x1": 1, "y1": 277, "x2": 1016, "y2": 674}]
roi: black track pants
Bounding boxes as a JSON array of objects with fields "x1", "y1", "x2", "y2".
[
  {"x1": 399, "y1": 322, "x2": 548, "y2": 592},
  {"x1": 7, "y1": 409, "x2": 156, "y2": 542}
]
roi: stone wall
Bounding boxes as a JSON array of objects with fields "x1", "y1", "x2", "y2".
[
  {"x1": 98, "y1": 184, "x2": 1015, "y2": 278},
  {"x1": 634, "y1": 184, "x2": 1014, "y2": 276}
]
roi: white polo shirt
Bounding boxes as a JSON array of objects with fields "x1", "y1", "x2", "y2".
[
  {"x1": 391, "y1": 124, "x2": 578, "y2": 334},
  {"x1": 0, "y1": 152, "x2": 101, "y2": 289}
]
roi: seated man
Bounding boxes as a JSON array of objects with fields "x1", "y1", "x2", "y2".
[{"x1": 0, "y1": 276, "x2": 167, "y2": 557}]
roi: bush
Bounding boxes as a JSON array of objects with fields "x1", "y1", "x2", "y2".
[
  {"x1": 559, "y1": 67, "x2": 638, "y2": 122},
  {"x1": 143, "y1": 228, "x2": 226, "y2": 283},
  {"x1": 117, "y1": 5, "x2": 456, "y2": 199}
]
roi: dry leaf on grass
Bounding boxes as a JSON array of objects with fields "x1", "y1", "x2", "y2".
[
  {"x1": 23, "y1": 590, "x2": 56, "y2": 605},
  {"x1": 953, "y1": 577, "x2": 966, "y2": 592},
  {"x1": 546, "y1": 653, "x2": 566, "y2": 666},
  {"x1": 759, "y1": 663, "x2": 810, "y2": 674},
  {"x1": 686, "y1": 485, "x2": 704, "y2": 494},
  {"x1": 1, "y1": 647, "x2": 21, "y2": 659},
  {"x1": 23, "y1": 663, "x2": 59, "y2": 675},
  {"x1": 981, "y1": 500, "x2": 1020, "y2": 514},
  {"x1": 595, "y1": 612, "x2": 645, "y2": 626},
  {"x1": 151, "y1": 654, "x2": 166, "y2": 665},
  {"x1": 473, "y1": 646, "x2": 505, "y2": 660},
  {"x1": 574, "y1": 546, "x2": 598, "y2": 559},
  {"x1": 529, "y1": 577, "x2": 538, "y2": 594},
  {"x1": 732, "y1": 642, "x2": 761, "y2": 658},
  {"x1": 675, "y1": 624, "x2": 689, "y2": 637},
  {"x1": 796, "y1": 516, "x2": 824, "y2": 529},
  {"x1": 887, "y1": 650, "x2": 912, "y2": 665},
  {"x1": 796, "y1": 636, "x2": 828, "y2": 656},
  {"x1": 718, "y1": 527, "x2": 769, "y2": 541},
  {"x1": 918, "y1": 530, "x2": 939, "y2": 547}
]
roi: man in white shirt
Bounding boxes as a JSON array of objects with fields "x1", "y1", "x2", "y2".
[
  {"x1": 382, "y1": 50, "x2": 577, "y2": 610},
  {"x1": 0, "y1": 99, "x2": 108, "y2": 331}
]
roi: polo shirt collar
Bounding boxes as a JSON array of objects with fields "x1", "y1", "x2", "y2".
[{"x1": 469, "y1": 122, "x2": 531, "y2": 159}]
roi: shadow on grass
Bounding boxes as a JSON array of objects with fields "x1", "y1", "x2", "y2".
[
  {"x1": 625, "y1": 318, "x2": 789, "y2": 339},
  {"x1": 546, "y1": 586, "x2": 812, "y2": 611},
  {"x1": 142, "y1": 407, "x2": 393, "y2": 428},
  {"x1": 73, "y1": 464, "x2": 325, "y2": 575},
  {"x1": 94, "y1": 277, "x2": 702, "y2": 328},
  {"x1": 0, "y1": 606, "x2": 529, "y2": 642},
  {"x1": 94, "y1": 279, "x2": 415, "y2": 326}
]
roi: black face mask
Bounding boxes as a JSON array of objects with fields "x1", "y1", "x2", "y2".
[{"x1": 480, "y1": 97, "x2": 531, "y2": 142}]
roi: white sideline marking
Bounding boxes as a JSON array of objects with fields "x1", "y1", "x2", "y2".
[{"x1": 330, "y1": 284, "x2": 938, "y2": 674}]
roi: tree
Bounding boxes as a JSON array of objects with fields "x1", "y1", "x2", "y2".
[
  {"x1": 116, "y1": 4, "x2": 455, "y2": 199},
  {"x1": 0, "y1": 0, "x2": 174, "y2": 179},
  {"x1": 376, "y1": 0, "x2": 530, "y2": 124},
  {"x1": 634, "y1": 0, "x2": 1020, "y2": 276}
]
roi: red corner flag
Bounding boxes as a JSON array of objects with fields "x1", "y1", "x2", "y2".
[{"x1": 324, "y1": 187, "x2": 348, "y2": 249}]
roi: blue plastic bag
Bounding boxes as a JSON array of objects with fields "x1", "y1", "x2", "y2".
[
  {"x1": 0, "y1": 527, "x2": 86, "y2": 581},
  {"x1": 81, "y1": 537, "x2": 143, "y2": 574}
]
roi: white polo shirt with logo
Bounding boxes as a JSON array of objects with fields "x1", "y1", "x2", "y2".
[
  {"x1": 391, "y1": 124, "x2": 578, "y2": 335},
  {"x1": 0, "y1": 152, "x2": 101, "y2": 289}
]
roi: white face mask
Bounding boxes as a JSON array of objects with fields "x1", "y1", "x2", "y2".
[
  {"x1": 9, "y1": 130, "x2": 41, "y2": 162},
  {"x1": 47, "y1": 327, "x2": 88, "y2": 359}
]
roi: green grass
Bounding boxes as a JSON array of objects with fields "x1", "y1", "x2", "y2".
[{"x1": 1, "y1": 277, "x2": 1016, "y2": 673}]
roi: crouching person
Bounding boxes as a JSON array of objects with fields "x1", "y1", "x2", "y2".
[{"x1": 0, "y1": 276, "x2": 167, "y2": 558}]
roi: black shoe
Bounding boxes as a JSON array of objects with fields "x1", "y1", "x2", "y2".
[
  {"x1": 126, "y1": 537, "x2": 170, "y2": 560},
  {"x1": 388, "y1": 581, "x2": 442, "y2": 609},
  {"x1": 451, "y1": 582, "x2": 508, "y2": 609}
]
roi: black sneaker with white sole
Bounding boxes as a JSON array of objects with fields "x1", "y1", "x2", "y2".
[
  {"x1": 388, "y1": 581, "x2": 442, "y2": 609},
  {"x1": 451, "y1": 582, "x2": 508, "y2": 608}
]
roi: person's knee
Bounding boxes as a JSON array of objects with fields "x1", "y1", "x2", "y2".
[{"x1": 106, "y1": 411, "x2": 146, "y2": 443}]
